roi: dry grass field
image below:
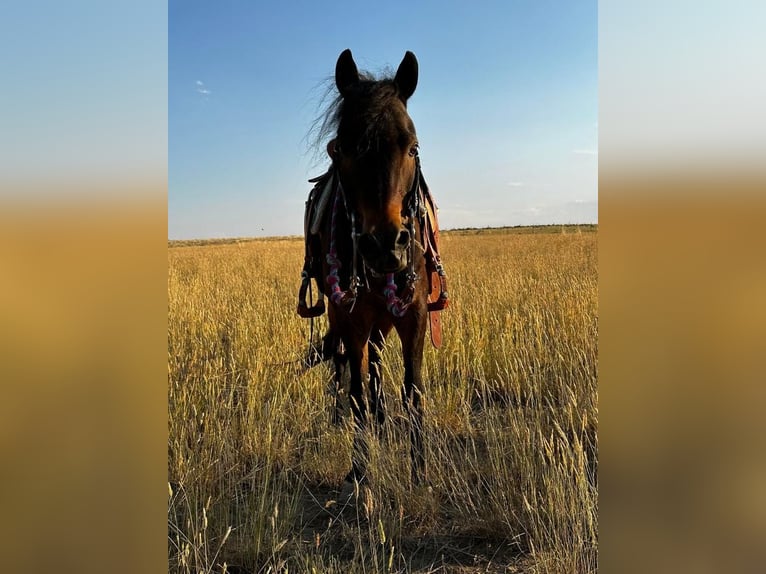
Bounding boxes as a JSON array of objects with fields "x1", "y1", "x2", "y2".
[{"x1": 168, "y1": 225, "x2": 598, "y2": 573}]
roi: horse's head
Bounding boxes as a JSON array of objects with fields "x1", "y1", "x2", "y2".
[{"x1": 332, "y1": 49, "x2": 420, "y2": 275}]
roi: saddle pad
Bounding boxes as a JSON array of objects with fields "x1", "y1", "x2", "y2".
[{"x1": 310, "y1": 172, "x2": 335, "y2": 235}]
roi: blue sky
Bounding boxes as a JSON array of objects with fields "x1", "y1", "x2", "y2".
[{"x1": 169, "y1": 0, "x2": 597, "y2": 239}]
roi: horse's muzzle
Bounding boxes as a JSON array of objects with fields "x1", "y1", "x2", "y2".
[{"x1": 358, "y1": 228, "x2": 410, "y2": 274}]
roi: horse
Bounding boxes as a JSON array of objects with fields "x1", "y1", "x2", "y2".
[{"x1": 299, "y1": 49, "x2": 446, "y2": 486}]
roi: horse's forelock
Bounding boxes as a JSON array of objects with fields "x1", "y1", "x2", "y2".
[
  {"x1": 309, "y1": 71, "x2": 409, "y2": 161},
  {"x1": 338, "y1": 81, "x2": 412, "y2": 158}
]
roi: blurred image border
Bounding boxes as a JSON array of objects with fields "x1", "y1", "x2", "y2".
[{"x1": 2, "y1": 1, "x2": 765, "y2": 573}]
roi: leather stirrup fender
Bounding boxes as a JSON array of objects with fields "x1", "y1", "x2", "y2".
[{"x1": 427, "y1": 267, "x2": 449, "y2": 312}]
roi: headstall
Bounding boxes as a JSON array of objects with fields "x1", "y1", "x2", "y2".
[{"x1": 326, "y1": 155, "x2": 424, "y2": 317}]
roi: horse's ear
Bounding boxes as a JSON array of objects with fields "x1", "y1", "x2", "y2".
[
  {"x1": 335, "y1": 49, "x2": 359, "y2": 97},
  {"x1": 394, "y1": 51, "x2": 418, "y2": 102}
]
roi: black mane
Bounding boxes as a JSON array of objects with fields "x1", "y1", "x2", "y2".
[{"x1": 310, "y1": 70, "x2": 414, "y2": 161}]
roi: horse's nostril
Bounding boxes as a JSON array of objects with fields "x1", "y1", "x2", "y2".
[{"x1": 396, "y1": 229, "x2": 410, "y2": 247}]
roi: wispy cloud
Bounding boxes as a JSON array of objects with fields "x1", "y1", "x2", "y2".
[
  {"x1": 507, "y1": 181, "x2": 554, "y2": 189},
  {"x1": 572, "y1": 149, "x2": 598, "y2": 156},
  {"x1": 195, "y1": 80, "x2": 211, "y2": 96}
]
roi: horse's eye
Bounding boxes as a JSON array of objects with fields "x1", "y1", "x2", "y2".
[{"x1": 408, "y1": 144, "x2": 419, "y2": 157}]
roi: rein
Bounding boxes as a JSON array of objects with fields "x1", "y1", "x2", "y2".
[{"x1": 326, "y1": 157, "x2": 423, "y2": 317}]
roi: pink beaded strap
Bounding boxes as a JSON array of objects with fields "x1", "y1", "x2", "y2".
[{"x1": 384, "y1": 273, "x2": 412, "y2": 317}]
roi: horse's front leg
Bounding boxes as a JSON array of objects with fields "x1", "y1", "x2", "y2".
[
  {"x1": 397, "y1": 306, "x2": 428, "y2": 486},
  {"x1": 345, "y1": 336, "x2": 370, "y2": 483},
  {"x1": 368, "y1": 325, "x2": 392, "y2": 433},
  {"x1": 331, "y1": 349, "x2": 346, "y2": 426}
]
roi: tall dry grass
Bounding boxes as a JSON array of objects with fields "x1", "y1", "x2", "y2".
[{"x1": 168, "y1": 227, "x2": 597, "y2": 573}]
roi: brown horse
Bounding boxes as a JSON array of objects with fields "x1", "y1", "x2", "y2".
[{"x1": 302, "y1": 49, "x2": 442, "y2": 485}]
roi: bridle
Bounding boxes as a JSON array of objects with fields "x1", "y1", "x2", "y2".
[{"x1": 326, "y1": 145, "x2": 424, "y2": 317}]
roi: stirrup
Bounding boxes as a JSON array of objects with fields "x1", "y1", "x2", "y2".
[
  {"x1": 297, "y1": 300, "x2": 326, "y2": 318},
  {"x1": 297, "y1": 274, "x2": 326, "y2": 318}
]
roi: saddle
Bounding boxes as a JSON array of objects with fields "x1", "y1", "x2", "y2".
[{"x1": 297, "y1": 160, "x2": 449, "y2": 348}]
